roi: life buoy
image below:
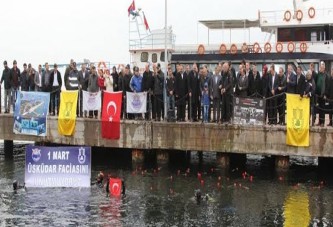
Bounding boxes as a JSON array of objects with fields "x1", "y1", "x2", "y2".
[
  {"x1": 276, "y1": 42, "x2": 283, "y2": 53},
  {"x1": 98, "y1": 61, "x2": 107, "y2": 71},
  {"x1": 287, "y1": 42, "x2": 295, "y2": 53},
  {"x1": 198, "y1": 44, "x2": 205, "y2": 55},
  {"x1": 300, "y1": 42, "x2": 308, "y2": 53},
  {"x1": 308, "y1": 7, "x2": 315, "y2": 18},
  {"x1": 296, "y1": 10, "x2": 303, "y2": 21},
  {"x1": 219, "y1": 44, "x2": 227, "y2": 55},
  {"x1": 284, "y1": 10, "x2": 291, "y2": 21},
  {"x1": 264, "y1": 42, "x2": 272, "y2": 53},
  {"x1": 241, "y1": 43, "x2": 248, "y2": 53},
  {"x1": 230, "y1": 44, "x2": 237, "y2": 54},
  {"x1": 253, "y1": 42, "x2": 260, "y2": 53}
]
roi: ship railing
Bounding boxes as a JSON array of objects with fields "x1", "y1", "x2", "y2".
[
  {"x1": 260, "y1": 8, "x2": 333, "y2": 25},
  {"x1": 129, "y1": 33, "x2": 176, "y2": 51}
]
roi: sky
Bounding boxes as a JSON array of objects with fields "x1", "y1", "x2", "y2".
[{"x1": 0, "y1": 0, "x2": 325, "y2": 69}]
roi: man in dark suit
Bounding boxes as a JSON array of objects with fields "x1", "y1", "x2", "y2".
[
  {"x1": 275, "y1": 67, "x2": 286, "y2": 125},
  {"x1": 296, "y1": 66, "x2": 306, "y2": 96},
  {"x1": 78, "y1": 64, "x2": 90, "y2": 117},
  {"x1": 175, "y1": 64, "x2": 188, "y2": 121},
  {"x1": 142, "y1": 63, "x2": 154, "y2": 120},
  {"x1": 286, "y1": 64, "x2": 297, "y2": 94},
  {"x1": 268, "y1": 64, "x2": 278, "y2": 124},
  {"x1": 187, "y1": 63, "x2": 200, "y2": 121},
  {"x1": 219, "y1": 63, "x2": 233, "y2": 123},
  {"x1": 210, "y1": 66, "x2": 222, "y2": 122},
  {"x1": 49, "y1": 64, "x2": 62, "y2": 116}
]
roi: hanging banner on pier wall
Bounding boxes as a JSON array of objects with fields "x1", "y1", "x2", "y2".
[
  {"x1": 286, "y1": 94, "x2": 310, "y2": 147},
  {"x1": 13, "y1": 91, "x2": 50, "y2": 136},
  {"x1": 58, "y1": 91, "x2": 78, "y2": 136},
  {"x1": 126, "y1": 92, "x2": 147, "y2": 113},
  {"x1": 25, "y1": 145, "x2": 91, "y2": 188},
  {"x1": 233, "y1": 97, "x2": 265, "y2": 126},
  {"x1": 82, "y1": 90, "x2": 101, "y2": 112}
]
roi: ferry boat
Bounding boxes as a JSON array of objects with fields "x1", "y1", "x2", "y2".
[{"x1": 129, "y1": 0, "x2": 333, "y2": 73}]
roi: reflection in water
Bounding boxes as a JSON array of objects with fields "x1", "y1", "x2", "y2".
[
  {"x1": 1, "y1": 146, "x2": 333, "y2": 226},
  {"x1": 283, "y1": 189, "x2": 310, "y2": 227}
]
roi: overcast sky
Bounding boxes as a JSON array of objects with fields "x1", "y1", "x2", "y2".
[{"x1": 0, "y1": 0, "x2": 325, "y2": 68}]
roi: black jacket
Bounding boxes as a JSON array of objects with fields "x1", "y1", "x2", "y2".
[
  {"x1": 219, "y1": 71, "x2": 233, "y2": 95},
  {"x1": 296, "y1": 74, "x2": 306, "y2": 96},
  {"x1": 20, "y1": 70, "x2": 29, "y2": 91},
  {"x1": 10, "y1": 67, "x2": 21, "y2": 88},
  {"x1": 187, "y1": 70, "x2": 200, "y2": 103},
  {"x1": 1, "y1": 67, "x2": 11, "y2": 89},
  {"x1": 175, "y1": 72, "x2": 188, "y2": 104},
  {"x1": 50, "y1": 70, "x2": 63, "y2": 89},
  {"x1": 142, "y1": 70, "x2": 153, "y2": 92},
  {"x1": 78, "y1": 70, "x2": 89, "y2": 91}
]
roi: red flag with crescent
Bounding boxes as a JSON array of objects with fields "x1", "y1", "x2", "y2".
[
  {"x1": 101, "y1": 91, "x2": 123, "y2": 139},
  {"x1": 109, "y1": 178, "x2": 122, "y2": 196}
]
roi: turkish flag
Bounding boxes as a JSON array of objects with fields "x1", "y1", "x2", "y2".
[
  {"x1": 109, "y1": 178, "x2": 122, "y2": 196},
  {"x1": 127, "y1": 0, "x2": 135, "y2": 16},
  {"x1": 101, "y1": 91, "x2": 123, "y2": 139}
]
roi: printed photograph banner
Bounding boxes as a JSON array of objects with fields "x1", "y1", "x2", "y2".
[
  {"x1": 58, "y1": 91, "x2": 78, "y2": 136},
  {"x1": 13, "y1": 91, "x2": 50, "y2": 136},
  {"x1": 82, "y1": 90, "x2": 101, "y2": 111},
  {"x1": 25, "y1": 145, "x2": 91, "y2": 188},
  {"x1": 126, "y1": 92, "x2": 147, "y2": 113},
  {"x1": 233, "y1": 97, "x2": 265, "y2": 126}
]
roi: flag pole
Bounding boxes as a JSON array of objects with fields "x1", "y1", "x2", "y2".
[{"x1": 163, "y1": 0, "x2": 168, "y2": 121}]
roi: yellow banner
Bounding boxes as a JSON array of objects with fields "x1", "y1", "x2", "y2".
[
  {"x1": 286, "y1": 94, "x2": 310, "y2": 147},
  {"x1": 58, "y1": 91, "x2": 78, "y2": 136}
]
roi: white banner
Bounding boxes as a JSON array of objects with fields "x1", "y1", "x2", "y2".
[
  {"x1": 83, "y1": 91, "x2": 101, "y2": 111},
  {"x1": 126, "y1": 92, "x2": 147, "y2": 113}
]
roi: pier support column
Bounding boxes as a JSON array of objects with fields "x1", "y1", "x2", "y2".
[
  {"x1": 156, "y1": 150, "x2": 169, "y2": 165},
  {"x1": 132, "y1": 149, "x2": 144, "y2": 164},
  {"x1": 216, "y1": 152, "x2": 230, "y2": 168},
  {"x1": 4, "y1": 140, "x2": 13, "y2": 159},
  {"x1": 275, "y1": 156, "x2": 290, "y2": 170}
]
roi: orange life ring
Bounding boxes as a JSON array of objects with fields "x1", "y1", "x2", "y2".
[
  {"x1": 300, "y1": 42, "x2": 308, "y2": 53},
  {"x1": 284, "y1": 10, "x2": 291, "y2": 21},
  {"x1": 241, "y1": 43, "x2": 248, "y2": 53},
  {"x1": 198, "y1": 44, "x2": 205, "y2": 55},
  {"x1": 308, "y1": 7, "x2": 315, "y2": 18},
  {"x1": 264, "y1": 42, "x2": 272, "y2": 53},
  {"x1": 287, "y1": 42, "x2": 295, "y2": 53},
  {"x1": 219, "y1": 44, "x2": 227, "y2": 55},
  {"x1": 276, "y1": 42, "x2": 283, "y2": 53},
  {"x1": 230, "y1": 44, "x2": 237, "y2": 54},
  {"x1": 253, "y1": 42, "x2": 260, "y2": 53},
  {"x1": 296, "y1": 10, "x2": 303, "y2": 21},
  {"x1": 98, "y1": 61, "x2": 107, "y2": 71}
]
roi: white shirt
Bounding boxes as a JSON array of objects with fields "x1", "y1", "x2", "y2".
[
  {"x1": 53, "y1": 71, "x2": 59, "y2": 86},
  {"x1": 272, "y1": 74, "x2": 275, "y2": 87},
  {"x1": 38, "y1": 72, "x2": 42, "y2": 87}
]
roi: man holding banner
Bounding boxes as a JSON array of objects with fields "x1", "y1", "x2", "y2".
[{"x1": 129, "y1": 66, "x2": 144, "y2": 119}]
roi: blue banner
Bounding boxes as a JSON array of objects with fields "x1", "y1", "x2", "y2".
[
  {"x1": 13, "y1": 91, "x2": 50, "y2": 136},
  {"x1": 25, "y1": 146, "x2": 91, "y2": 188}
]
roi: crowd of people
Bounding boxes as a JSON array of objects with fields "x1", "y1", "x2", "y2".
[{"x1": 1, "y1": 59, "x2": 333, "y2": 127}]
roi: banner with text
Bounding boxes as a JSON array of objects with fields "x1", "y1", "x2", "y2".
[
  {"x1": 233, "y1": 97, "x2": 265, "y2": 126},
  {"x1": 25, "y1": 145, "x2": 91, "y2": 188},
  {"x1": 13, "y1": 91, "x2": 50, "y2": 136},
  {"x1": 126, "y1": 92, "x2": 147, "y2": 113},
  {"x1": 82, "y1": 90, "x2": 101, "y2": 111}
]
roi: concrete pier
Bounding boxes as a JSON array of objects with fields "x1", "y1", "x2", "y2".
[{"x1": 1, "y1": 114, "x2": 333, "y2": 160}]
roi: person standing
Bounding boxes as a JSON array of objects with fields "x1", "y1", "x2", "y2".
[
  {"x1": 188, "y1": 63, "x2": 200, "y2": 122},
  {"x1": 20, "y1": 63, "x2": 29, "y2": 91},
  {"x1": 42, "y1": 63, "x2": 52, "y2": 92},
  {"x1": 104, "y1": 70, "x2": 114, "y2": 92},
  {"x1": 314, "y1": 61, "x2": 328, "y2": 127},
  {"x1": 34, "y1": 65, "x2": 43, "y2": 92},
  {"x1": 202, "y1": 83, "x2": 210, "y2": 123},
  {"x1": 166, "y1": 66, "x2": 175, "y2": 119},
  {"x1": 28, "y1": 63, "x2": 36, "y2": 91},
  {"x1": 219, "y1": 63, "x2": 233, "y2": 124},
  {"x1": 325, "y1": 66, "x2": 333, "y2": 126},
  {"x1": 111, "y1": 66, "x2": 119, "y2": 91},
  {"x1": 304, "y1": 70, "x2": 315, "y2": 126},
  {"x1": 286, "y1": 64, "x2": 297, "y2": 94},
  {"x1": 1, "y1": 61, "x2": 11, "y2": 113},
  {"x1": 152, "y1": 63, "x2": 164, "y2": 121},
  {"x1": 64, "y1": 62, "x2": 79, "y2": 116},
  {"x1": 10, "y1": 60, "x2": 21, "y2": 112},
  {"x1": 275, "y1": 67, "x2": 286, "y2": 125},
  {"x1": 49, "y1": 64, "x2": 62, "y2": 116},
  {"x1": 209, "y1": 66, "x2": 221, "y2": 123},
  {"x1": 245, "y1": 62, "x2": 254, "y2": 96},
  {"x1": 78, "y1": 64, "x2": 90, "y2": 117},
  {"x1": 252, "y1": 64, "x2": 262, "y2": 97},
  {"x1": 236, "y1": 67, "x2": 248, "y2": 97},
  {"x1": 296, "y1": 66, "x2": 306, "y2": 96},
  {"x1": 88, "y1": 66, "x2": 99, "y2": 118},
  {"x1": 175, "y1": 64, "x2": 188, "y2": 122},
  {"x1": 268, "y1": 64, "x2": 278, "y2": 125},
  {"x1": 142, "y1": 63, "x2": 153, "y2": 120}
]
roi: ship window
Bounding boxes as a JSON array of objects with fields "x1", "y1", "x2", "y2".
[
  {"x1": 160, "y1": 52, "x2": 165, "y2": 62},
  {"x1": 295, "y1": 28, "x2": 307, "y2": 41},
  {"x1": 152, "y1": 53, "x2": 158, "y2": 63},
  {"x1": 141, "y1": 52, "x2": 149, "y2": 62},
  {"x1": 311, "y1": 32, "x2": 317, "y2": 42},
  {"x1": 278, "y1": 28, "x2": 292, "y2": 42}
]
